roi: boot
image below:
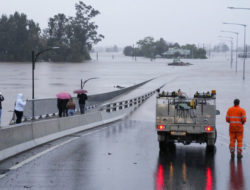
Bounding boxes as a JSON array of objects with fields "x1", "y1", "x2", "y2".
[
  {"x1": 237, "y1": 153, "x2": 243, "y2": 159},
  {"x1": 230, "y1": 146, "x2": 235, "y2": 159},
  {"x1": 231, "y1": 153, "x2": 235, "y2": 159},
  {"x1": 237, "y1": 147, "x2": 243, "y2": 159}
]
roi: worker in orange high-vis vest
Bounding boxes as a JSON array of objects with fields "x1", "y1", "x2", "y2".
[{"x1": 226, "y1": 99, "x2": 246, "y2": 159}]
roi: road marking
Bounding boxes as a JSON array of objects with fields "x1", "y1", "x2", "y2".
[
  {"x1": 10, "y1": 137, "x2": 79, "y2": 170},
  {"x1": 0, "y1": 174, "x2": 6, "y2": 179},
  {"x1": 0, "y1": 126, "x2": 109, "y2": 180},
  {"x1": 0, "y1": 137, "x2": 79, "y2": 180}
]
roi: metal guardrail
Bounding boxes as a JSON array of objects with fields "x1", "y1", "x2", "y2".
[
  {"x1": 100, "y1": 91, "x2": 156, "y2": 113},
  {"x1": 16, "y1": 79, "x2": 154, "y2": 122}
]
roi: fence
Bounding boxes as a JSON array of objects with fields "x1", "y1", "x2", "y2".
[{"x1": 20, "y1": 79, "x2": 153, "y2": 121}]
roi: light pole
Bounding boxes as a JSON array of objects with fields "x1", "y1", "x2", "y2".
[
  {"x1": 218, "y1": 36, "x2": 234, "y2": 68},
  {"x1": 32, "y1": 47, "x2": 59, "y2": 119},
  {"x1": 228, "y1": 7, "x2": 250, "y2": 10},
  {"x1": 221, "y1": 30, "x2": 239, "y2": 72},
  {"x1": 80, "y1": 77, "x2": 98, "y2": 89},
  {"x1": 223, "y1": 22, "x2": 247, "y2": 80}
]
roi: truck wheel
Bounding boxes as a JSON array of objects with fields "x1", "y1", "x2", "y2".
[
  {"x1": 206, "y1": 137, "x2": 216, "y2": 152},
  {"x1": 206, "y1": 129, "x2": 217, "y2": 147},
  {"x1": 159, "y1": 142, "x2": 165, "y2": 152},
  {"x1": 214, "y1": 129, "x2": 217, "y2": 143}
]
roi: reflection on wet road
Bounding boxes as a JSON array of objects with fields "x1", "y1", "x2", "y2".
[
  {"x1": 156, "y1": 146, "x2": 216, "y2": 190},
  {"x1": 228, "y1": 159, "x2": 245, "y2": 190}
]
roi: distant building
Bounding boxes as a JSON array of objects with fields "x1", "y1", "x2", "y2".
[
  {"x1": 163, "y1": 48, "x2": 191, "y2": 57},
  {"x1": 238, "y1": 52, "x2": 250, "y2": 58}
]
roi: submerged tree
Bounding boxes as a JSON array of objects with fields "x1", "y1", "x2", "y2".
[
  {"x1": 0, "y1": 12, "x2": 41, "y2": 62},
  {"x1": 0, "y1": 1, "x2": 103, "y2": 62},
  {"x1": 123, "y1": 37, "x2": 207, "y2": 59},
  {"x1": 44, "y1": 1, "x2": 104, "y2": 62}
]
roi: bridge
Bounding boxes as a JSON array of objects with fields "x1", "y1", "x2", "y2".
[{"x1": 0, "y1": 56, "x2": 250, "y2": 189}]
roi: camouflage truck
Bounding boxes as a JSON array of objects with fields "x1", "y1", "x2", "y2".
[{"x1": 156, "y1": 90, "x2": 219, "y2": 151}]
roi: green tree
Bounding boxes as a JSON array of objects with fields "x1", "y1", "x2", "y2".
[
  {"x1": 213, "y1": 43, "x2": 229, "y2": 52},
  {"x1": 0, "y1": 12, "x2": 41, "y2": 61},
  {"x1": 44, "y1": 1, "x2": 104, "y2": 62},
  {"x1": 43, "y1": 13, "x2": 71, "y2": 61},
  {"x1": 123, "y1": 46, "x2": 133, "y2": 56},
  {"x1": 137, "y1": 36, "x2": 156, "y2": 58},
  {"x1": 181, "y1": 44, "x2": 207, "y2": 58},
  {"x1": 123, "y1": 37, "x2": 206, "y2": 59},
  {"x1": 155, "y1": 38, "x2": 168, "y2": 56}
]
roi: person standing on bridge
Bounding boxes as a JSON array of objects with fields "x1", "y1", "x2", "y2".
[
  {"x1": 0, "y1": 92, "x2": 4, "y2": 126},
  {"x1": 14, "y1": 93, "x2": 26, "y2": 124},
  {"x1": 226, "y1": 99, "x2": 247, "y2": 159},
  {"x1": 77, "y1": 93, "x2": 88, "y2": 114}
]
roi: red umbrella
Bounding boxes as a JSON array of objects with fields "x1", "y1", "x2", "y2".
[
  {"x1": 73, "y1": 89, "x2": 88, "y2": 94},
  {"x1": 56, "y1": 92, "x2": 71, "y2": 99}
]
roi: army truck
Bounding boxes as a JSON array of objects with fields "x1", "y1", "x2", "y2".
[{"x1": 156, "y1": 90, "x2": 218, "y2": 151}]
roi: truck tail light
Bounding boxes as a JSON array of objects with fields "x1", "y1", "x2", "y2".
[
  {"x1": 205, "y1": 126, "x2": 213, "y2": 132},
  {"x1": 157, "y1": 125, "x2": 166, "y2": 130}
]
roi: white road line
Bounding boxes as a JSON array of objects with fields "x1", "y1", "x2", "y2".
[
  {"x1": 0, "y1": 125, "x2": 114, "y2": 180},
  {"x1": 0, "y1": 137, "x2": 79, "y2": 180},
  {"x1": 10, "y1": 137, "x2": 79, "y2": 170},
  {"x1": 0, "y1": 174, "x2": 6, "y2": 179}
]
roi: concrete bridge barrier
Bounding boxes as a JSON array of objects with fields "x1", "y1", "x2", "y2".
[{"x1": 0, "y1": 90, "x2": 157, "y2": 162}]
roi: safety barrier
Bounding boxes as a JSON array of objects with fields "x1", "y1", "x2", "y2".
[
  {"x1": 0, "y1": 89, "x2": 157, "y2": 162},
  {"x1": 20, "y1": 79, "x2": 153, "y2": 122}
]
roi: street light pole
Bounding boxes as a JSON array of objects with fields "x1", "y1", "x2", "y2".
[
  {"x1": 32, "y1": 51, "x2": 35, "y2": 119},
  {"x1": 80, "y1": 77, "x2": 99, "y2": 89},
  {"x1": 223, "y1": 22, "x2": 247, "y2": 80},
  {"x1": 243, "y1": 25, "x2": 246, "y2": 80},
  {"x1": 220, "y1": 30, "x2": 239, "y2": 72},
  {"x1": 32, "y1": 47, "x2": 59, "y2": 120},
  {"x1": 228, "y1": 7, "x2": 250, "y2": 10}
]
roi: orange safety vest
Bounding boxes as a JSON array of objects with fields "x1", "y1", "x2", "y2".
[{"x1": 226, "y1": 105, "x2": 246, "y2": 132}]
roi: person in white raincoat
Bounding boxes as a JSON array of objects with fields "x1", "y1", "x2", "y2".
[{"x1": 14, "y1": 93, "x2": 26, "y2": 124}]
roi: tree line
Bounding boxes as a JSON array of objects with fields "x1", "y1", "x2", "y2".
[
  {"x1": 123, "y1": 37, "x2": 207, "y2": 59},
  {"x1": 0, "y1": 1, "x2": 104, "y2": 62}
]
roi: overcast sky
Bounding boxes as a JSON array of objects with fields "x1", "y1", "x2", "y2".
[{"x1": 1, "y1": 0, "x2": 250, "y2": 47}]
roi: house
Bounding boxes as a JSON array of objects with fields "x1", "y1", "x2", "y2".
[{"x1": 163, "y1": 48, "x2": 191, "y2": 57}]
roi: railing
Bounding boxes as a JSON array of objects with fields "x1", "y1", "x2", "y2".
[
  {"x1": 15, "y1": 79, "x2": 154, "y2": 123},
  {"x1": 100, "y1": 91, "x2": 155, "y2": 113}
]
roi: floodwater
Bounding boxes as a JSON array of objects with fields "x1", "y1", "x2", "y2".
[
  {"x1": 0, "y1": 52, "x2": 249, "y2": 127},
  {"x1": 0, "y1": 52, "x2": 250, "y2": 189}
]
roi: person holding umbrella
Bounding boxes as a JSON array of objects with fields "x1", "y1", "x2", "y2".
[
  {"x1": 74, "y1": 89, "x2": 88, "y2": 114},
  {"x1": 56, "y1": 92, "x2": 71, "y2": 117}
]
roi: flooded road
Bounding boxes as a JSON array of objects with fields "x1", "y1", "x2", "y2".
[{"x1": 0, "y1": 52, "x2": 250, "y2": 189}]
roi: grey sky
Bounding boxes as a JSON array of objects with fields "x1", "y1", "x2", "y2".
[{"x1": 1, "y1": 0, "x2": 250, "y2": 47}]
